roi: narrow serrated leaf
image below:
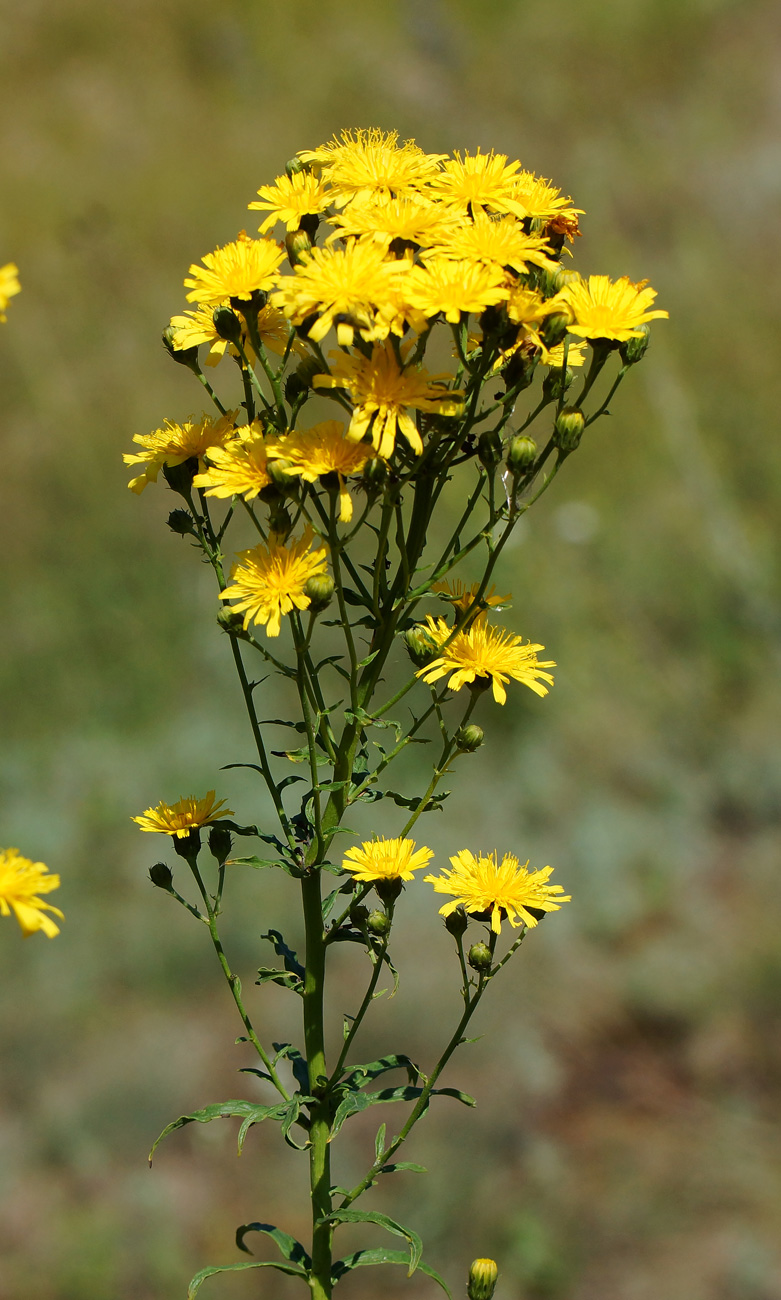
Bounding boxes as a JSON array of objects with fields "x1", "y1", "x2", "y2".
[
  {"x1": 321, "y1": 1209, "x2": 423, "y2": 1276},
  {"x1": 235, "y1": 1221, "x2": 311, "y2": 1266},
  {"x1": 187, "y1": 1260, "x2": 307, "y2": 1298},
  {"x1": 331, "y1": 1248, "x2": 451, "y2": 1297}
]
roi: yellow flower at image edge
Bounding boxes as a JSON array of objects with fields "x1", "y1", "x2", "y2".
[
  {"x1": 426, "y1": 850, "x2": 570, "y2": 934},
  {"x1": 132, "y1": 791, "x2": 234, "y2": 838},
  {"x1": 220, "y1": 529, "x2": 329, "y2": 637},
  {"x1": 416, "y1": 615, "x2": 555, "y2": 704},
  {"x1": 0, "y1": 262, "x2": 21, "y2": 321},
  {"x1": 0, "y1": 848, "x2": 63, "y2": 938},
  {"x1": 342, "y1": 837, "x2": 434, "y2": 883}
]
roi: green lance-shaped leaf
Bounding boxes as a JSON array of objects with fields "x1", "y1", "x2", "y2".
[
  {"x1": 320, "y1": 1208, "x2": 423, "y2": 1277},
  {"x1": 329, "y1": 1083, "x2": 475, "y2": 1141},
  {"x1": 331, "y1": 1248, "x2": 452, "y2": 1298},
  {"x1": 148, "y1": 1098, "x2": 297, "y2": 1163},
  {"x1": 187, "y1": 1259, "x2": 308, "y2": 1299},
  {"x1": 235, "y1": 1221, "x2": 312, "y2": 1268},
  {"x1": 261, "y1": 930, "x2": 305, "y2": 980},
  {"x1": 340, "y1": 1053, "x2": 420, "y2": 1089}
]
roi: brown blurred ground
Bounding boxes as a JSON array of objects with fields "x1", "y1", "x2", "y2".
[{"x1": 1, "y1": 2, "x2": 781, "y2": 1297}]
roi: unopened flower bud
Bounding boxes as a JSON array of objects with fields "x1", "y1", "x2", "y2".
[
  {"x1": 349, "y1": 903, "x2": 369, "y2": 929},
  {"x1": 456, "y1": 724, "x2": 484, "y2": 753},
  {"x1": 285, "y1": 156, "x2": 307, "y2": 178},
  {"x1": 366, "y1": 908, "x2": 392, "y2": 936},
  {"x1": 542, "y1": 365, "x2": 574, "y2": 402},
  {"x1": 286, "y1": 229, "x2": 313, "y2": 267},
  {"x1": 468, "y1": 942, "x2": 493, "y2": 973},
  {"x1": 304, "y1": 573, "x2": 335, "y2": 613},
  {"x1": 167, "y1": 509, "x2": 196, "y2": 536},
  {"x1": 173, "y1": 827, "x2": 201, "y2": 859},
  {"x1": 478, "y1": 429, "x2": 503, "y2": 469},
  {"x1": 553, "y1": 407, "x2": 586, "y2": 453},
  {"x1": 208, "y1": 825, "x2": 232, "y2": 865},
  {"x1": 375, "y1": 876, "x2": 404, "y2": 905},
  {"x1": 506, "y1": 435, "x2": 537, "y2": 475},
  {"x1": 540, "y1": 310, "x2": 572, "y2": 348},
  {"x1": 285, "y1": 357, "x2": 320, "y2": 405},
  {"x1": 361, "y1": 457, "x2": 387, "y2": 492},
  {"x1": 467, "y1": 1258, "x2": 499, "y2": 1300},
  {"x1": 162, "y1": 457, "x2": 199, "y2": 496},
  {"x1": 216, "y1": 606, "x2": 248, "y2": 638},
  {"x1": 403, "y1": 624, "x2": 437, "y2": 667},
  {"x1": 619, "y1": 322, "x2": 651, "y2": 366},
  {"x1": 267, "y1": 458, "x2": 299, "y2": 491},
  {"x1": 211, "y1": 306, "x2": 243, "y2": 345},
  {"x1": 162, "y1": 325, "x2": 199, "y2": 369},
  {"x1": 149, "y1": 862, "x2": 174, "y2": 891},
  {"x1": 268, "y1": 504, "x2": 293, "y2": 538},
  {"x1": 444, "y1": 906, "x2": 469, "y2": 938}
]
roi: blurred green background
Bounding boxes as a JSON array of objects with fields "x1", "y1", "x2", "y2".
[{"x1": 2, "y1": 1, "x2": 781, "y2": 1297}]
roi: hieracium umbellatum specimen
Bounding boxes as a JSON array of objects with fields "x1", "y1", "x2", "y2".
[{"x1": 126, "y1": 129, "x2": 667, "y2": 1300}]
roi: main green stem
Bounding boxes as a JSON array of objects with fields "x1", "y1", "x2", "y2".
[{"x1": 301, "y1": 870, "x2": 333, "y2": 1300}]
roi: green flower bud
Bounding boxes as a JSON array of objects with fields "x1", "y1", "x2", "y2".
[
  {"x1": 162, "y1": 325, "x2": 199, "y2": 369},
  {"x1": 216, "y1": 606, "x2": 248, "y2": 638},
  {"x1": 167, "y1": 509, "x2": 196, "y2": 537},
  {"x1": 455, "y1": 724, "x2": 484, "y2": 753},
  {"x1": 366, "y1": 908, "x2": 392, "y2": 936},
  {"x1": 467, "y1": 1259, "x2": 499, "y2": 1300},
  {"x1": 540, "y1": 310, "x2": 572, "y2": 348},
  {"x1": 506, "y1": 435, "x2": 537, "y2": 475},
  {"x1": 403, "y1": 624, "x2": 438, "y2": 667},
  {"x1": 267, "y1": 458, "x2": 299, "y2": 491},
  {"x1": 361, "y1": 457, "x2": 387, "y2": 491},
  {"x1": 478, "y1": 429, "x2": 503, "y2": 469},
  {"x1": 286, "y1": 228, "x2": 313, "y2": 267},
  {"x1": 349, "y1": 903, "x2": 369, "y2": 929},
  {"x1": 149, "y1": 862, "x2": 174, "y2": 891},
  {"x1": 285, "y1": 156, "x2": 307, "y2": 178},
  {"x1": 208, "y1": 824, "x2": 232, "y2": 865},
  {"x1": 173, "y1": 827, "x2": 200, "y2": 859},
  {"x1": 212, "y1": 306, "x2": 243, "y2": 345},
  {"x1": 304, "y1": 573, "x2": 335, "y2": 614},
  {"x1": 467, "y1": 942, "x2": 493, "y2": 973},
  {"x1": 375, "y1": 876, "x2": 404, "y2": 905},
  {"x1": 542, "y1": 365, "x2": 574, "y2": 402},
  {"x1": 553, "y1": 407, "x2": 586, "y2": 453},
  {"x1": 285, "y1": 357, "x2": 321, "y2": 405},
  {"x1": 162, "y1": 457, "x2": 199, "y2": 496},
  {"x1": 268, "y1": 504, "x2": 293, "y2": 538},
  {"x1": 444, "y1": 905, "x2": 469, "y2": 938},
  {"x1": 619, "y1": 322, "x2": 651, "y2": 366}
]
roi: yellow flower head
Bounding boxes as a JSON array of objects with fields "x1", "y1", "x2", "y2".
[
  {"x1": 427, "y1": 212, "x2": 557, "y2": 276},
  {"x1": 327, "y1": 195, "x2": 455, "y2": 249},
  {"x1": 428, "y1": 150, "x2": 526, "y2": 218},
  {"x1": 432, "y1": 579, "x2": 511, "y2": 613},
  {"x1": 271, "y1": 240, "x2": 408, "y2": 346},
  {"x1": 560, "y1": 274, "x2": 668, "y2": 342},
  {"x1": 184, "y1": 232, "x2": 284, "y2": 307},
  {"x1": 504, "y1": 284, "x2": 557, "y2": 329},
  {"x1": 313, "y1": 343, "x2": 463, "y2": 459},
  {"x1": 404, "y1": 257, "x2": 509, "y2": 323},
  {"x1": 0, "y1": 848, "x2": 63, "y2": 938},
  {"x1": 266, "y1": 421, "x2": 374, "y2": 521},
  {"x1": 219, "y1": 528, "x2": 329, "y2": 637},
  {"x1": 342, "y1": 836, "x2": 434, "y2": 883},
  {"x1": 123, "y1": 411, "x2": 237, "y2": 493},
  {"x1": 132, "y1": 791, "x2": 234, "y2": 838},
  {"x1": 300, "y1": 129, "x2": 445, "y2": 207},
  {"x1": 193, "y1": 422, "x2": 270, "y2": 500},
  {"x1": 169, "y1": 302, "x2": 299, "y2": 366},
  {"x1": 249, "y1": 170, "x2": 331, "y2": 233},
  {"x1": 425, "y1": 850, "x2": 570, "y2": 934},
  {"x1": 416, "y1": 614, "x2": 555, "y2": 704},
  {"x1": 544, "y1": 339, "x2": 587, "y2": 368},
  {"x1": 510, "y1": 171, "x2": 584, "y2": 232},
  {"x1": 0, "y1": 262, "x2": 21, "y2": 321}
]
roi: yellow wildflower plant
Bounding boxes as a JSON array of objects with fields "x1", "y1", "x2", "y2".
[
  {"x1": 342, "y1": 836, "x2": 434, "y2": 883},
  {"x1": 124, "y1": 411, "x2": 237, "y2": 493},
  {"x1": 0, "y1": 262, "x2": 21, "y2": 321},
  {"x1": 193, "y1": 423, "x2": 271, "y2": 500},
  {"x1": 300, "y1": 128, "x2": 445, "y2": 207},
  {"x1": 249, "y1": 170, "x2": 331, "y2": 234},
  {"x1": 184, "y1": 231, "x2": 285, "y2": 306},
  {"x1": 560, "y1": 274, "x2": 669, "y2": 342},
  {"x1": 425, "y1": 850, "x2": 570, "y2": 934},
  {"x1": 220, "y1": 528, "x2": 329, "y2": 637},
  {"x1": 266, "y1": 420, "x2": 374, "y2": 521},
  {"x1": 313, "y1": 343, "x2": 463, "y2": 458},
  {"x1": 0, "y1": 848, "x2": 63, "y2": 938},
  {"x1": 132, "y1": 791, "x2": 234, "y2": 838},
  {"x1": 416, "y1": 614, "x2": 555, "y2": 704}
]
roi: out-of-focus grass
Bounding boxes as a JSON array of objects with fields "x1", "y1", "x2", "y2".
[{"x1": 1, "y1": 2, "x2": 781, "y2": 1297}]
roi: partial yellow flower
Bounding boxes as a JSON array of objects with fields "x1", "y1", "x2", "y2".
[
  {"x1": 505, "y1": 284, "x2": 558, "y2": 329},
  {"x1": 342, "y1": 836, "x2": 434, "y2": 883},
  {"x1": 403, "y1": 257, "x2": 509, "y2": 323},
  {"x1": 271, "y1": 241, "x2": 408, "y2": 346},
  {"x1": 184, "y1": 232, "x2": 284, "y2": 307},
  {"x1": 169, "y1": 302, "x2": 300, "y2": 366},
  {"x1": 559, "y1": 274, "x2": 668, "y2": 342},
  {"x1": 193, "y1": 422, "x2": 270, "y2": 500},
  {"x1": 544, "y1": 339, "x2": 587, "y2": 368},
  {"x1": 132, "y1": 791, "x2": 233, "y2": 838},
  {"x1": 432, "y1": 579, "x2": 511, "y2": 612},
  {"x1": 425, "y1": 850, "x2": 570, "y2": 934},
  {"x1": 327, "y1": 195, "x2": 456, "y2": 249},
  {"x1": 123, "y1": 411, "x2": 237, "y2": 494},
  {"x1": 416, "y1": 614, "x2": 555, "y2": 704},
  {"x1": 426, "y1": 212, "x2": 557, "y2": 275},
  {"x1": 249, "y1": 170, "x2": 331, "y2": 233},
  {"x1": 0, "y1": 262, "x2": 21, "y2": 321},
  {"x1": 266, "y1": 420, "x2": 374, "y2": 521},
  {"x1": 428, "y1": 150, "x2": 527, "y2": 218},
  {"x1": 220, "y1": 528, "x2": 328, "y2": 637},
  {"x1": 510, "y1": 171, "x2": 584, "y2": 233},
  {"x1": 300, "y1": 129, "x2": 445, "y2": 207},
  {"x1": 0, "y1": 848, "x2": 63, "y2": 938},
  {"x1": 313, "y1": 343, "x2": 463, "y2": 458}
]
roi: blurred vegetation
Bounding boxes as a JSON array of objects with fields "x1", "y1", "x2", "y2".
[{"x1": 1, "y1": 1, "x2": 781, "y2": 1297}]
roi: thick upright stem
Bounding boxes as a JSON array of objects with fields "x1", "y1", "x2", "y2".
[{"x1": 301, "y1": 871, "x2": 332, "y2": 1300}]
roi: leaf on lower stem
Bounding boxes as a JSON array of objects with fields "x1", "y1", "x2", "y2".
[
  {"x1": 187, "y1": 1259, "x2": 308, "y2": 1299},
  {"x1": 331, "y1": 1248, "x2": 451, "y2": 1297},
  {"x1": 235, "y1": 1221, "x2": 312, "y2": 1266},
  {"x1": 321, "y1": 1209, "x2": 423, "y2": 1276}
]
